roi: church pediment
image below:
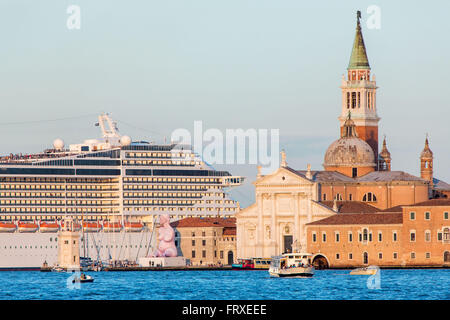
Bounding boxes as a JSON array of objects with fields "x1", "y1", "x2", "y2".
[{"x1": 255, "y1": 166, "x2": 314, "y2": 187}]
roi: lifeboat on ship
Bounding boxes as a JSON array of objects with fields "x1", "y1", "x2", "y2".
[
  {"x1": 39, "y1": 221, "x2": 60, "y2": 233},
  {"x1": 0, "y1": 222, "x2": 17, "y2": 233},
  {"x1": 124, "y1": 221, "x2": 144, "y2": 232},
  {"x1": 18, "y1": 221, "x2": 39, "y2": 233},
  {"x1": 102, "y1": 221, "x2": 122, "y2": 232},
  {"x1": 82, "y1": 221, "x2": 102, "y2": 233}
]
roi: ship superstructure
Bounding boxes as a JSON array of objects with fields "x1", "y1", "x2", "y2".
[{"x1": 0, "y1": 114, "x2": 244, "y2": 269}]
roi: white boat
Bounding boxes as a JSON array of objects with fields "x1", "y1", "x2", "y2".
[
  {"x1": 350, "y1": 265, "x2": 378, "y2": 275},
  {"x1": 72, "y1": 273, "x2": 94, "y2": 283},
  {"x1": 269, "y1": 253, "x2": 315, "y2": 278}
]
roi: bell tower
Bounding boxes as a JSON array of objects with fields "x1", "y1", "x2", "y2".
[
  {"x1": 420, "y1": 136, "x2": 433, "y2": 184},
  {"x1": 340, "y1": 11, "x2": 380, "y2": 165}
]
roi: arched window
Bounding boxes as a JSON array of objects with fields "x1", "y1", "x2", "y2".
[
  {"x1": 347, "y1": 92, "x2": 350, "y2": 109},
  {"x1": 363, "y1": 228, "x2": 368, "y2": 242},
  {"x1": 362, "y1": 192, "x2": 377, "y2": 202},
  {"x1": 444, "y1": 251, "x2": 450, "y2": 263},
  {"x1": 444, "y1": 228, "x2": 450, "y2": 243}
]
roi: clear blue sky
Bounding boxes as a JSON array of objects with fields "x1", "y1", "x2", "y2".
[{"x1": 0, "y1": 1, "x2": 449, "y2": 207}]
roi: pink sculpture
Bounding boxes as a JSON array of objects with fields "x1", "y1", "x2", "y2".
[{"x1": 153, "y1": 214, "x2": 177, "y2": 257}]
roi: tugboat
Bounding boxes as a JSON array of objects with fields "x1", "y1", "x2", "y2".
[{"x1": 269, "y1": 253, "x2": 315, "y2": 278}]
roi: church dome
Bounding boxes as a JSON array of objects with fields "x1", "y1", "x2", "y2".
[
  {"x1": 324, "y1": 114, "x2": 376, "y2": 168},
  {"x1": 324, "y1": 137, "x2": 375, "y2": 167}
]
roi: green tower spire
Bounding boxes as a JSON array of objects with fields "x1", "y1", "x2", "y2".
[{"x1": 348, "y1": 11, "x2": 370, "y2": 70}]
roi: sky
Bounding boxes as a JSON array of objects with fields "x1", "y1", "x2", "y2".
[{"x1": 0, "y1": 1, "x2": 449, "y2": 208}]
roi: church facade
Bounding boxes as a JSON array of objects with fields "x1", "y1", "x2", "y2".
[{"x1": 236, "y1": 12, "x2": 450, "y2": 260}]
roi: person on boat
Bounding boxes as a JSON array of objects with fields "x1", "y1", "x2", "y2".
[{"x1": 80, "y1": 273, "x2": 86, "y2": 280}]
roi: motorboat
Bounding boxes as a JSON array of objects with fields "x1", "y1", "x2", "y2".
[
  {"x1": 231, "y1": 258, "x2": 254, "y2": 270},
  {"x1": 253, "y1": 258, "x2": 272, "y2": 270},
  {"x1": 72, "y1": 273, "x2": 94, "y2": 283},
  {"x1": 269, "y1": 253, "x2": 314, "y2": 278},
  {"x1": 350, "y1": 266, "x2": 378, "y2": 275}
]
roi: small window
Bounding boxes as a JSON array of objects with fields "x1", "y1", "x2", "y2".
[
  {"x1": 444, "y1": 212, "x2": 449, "y2": 220},
  {"x1": 410, "y1": 231, "x2": 416, "y2": 242},
  {"x1": 425, "y1": 212, "x2": 430, "y2": 220},
  {"x1": 312, "y1": 233, "x2": 317, "y2": 242},
  {"x1": 322, "y1": 233, "x2": 327, "y2": 242},
  {"x1": 323, "y1": 194, "x2": 327, "y2": 201},
  {"x1": 336, "y1": 253, "x2": 340, "y2": 260},
  {"x1": 192, "y1": 240, "x2": 195, "y2": 246},
  {"x1": 393, "y1": 252, "x2": 398, "y2": 259},
  {"x1": 352, "y1": 168, "x2": 358, "y2": 178},
  {"x1": 192, "y1": 250, "x2": 196, "y2": 258},
  {"x1": 348, "y1": 232, "x2": 353, "y2": 242},
  {"x1": 335, "y1": 233, "x2": 340, "y2": 242},
  {"x1": 202, "y1": 250, "x2": 206, "y2": 258},
  {"x1": 425, "y1": 231, "x2": 431, "y2": 242},
  {"x1": 411, "y1": 252, "x2": 416, "y2": 259},
  {"x1": 378, "y1": 232, "x2": 382, "y2": 242},
  {"x1": 426, "y1": 252, "x2": 431, "y2": 259},
  {"x1": 410, "y1": 212, "x2": 415, "y2": 220},
  {"x1": 348, "y1": 194, "x2": 353, "y2": 201},
  {"x1": 348, "y1": 253, "x2": 353, "y2": 260},
  {"x1": 378, "y1": 253, "x2": 383, "y2": 260},
  {"x1": 393, "y1": 231, "x2": 398, "y2": 242},
  {"x1": 334, "y1": 194, "x2": 343, "y2": 201}
]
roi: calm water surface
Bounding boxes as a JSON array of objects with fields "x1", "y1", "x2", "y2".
[{"x1": 0, "y1": 269, "x2": 448, "y2": 300}]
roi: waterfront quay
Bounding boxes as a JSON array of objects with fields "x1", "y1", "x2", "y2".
[{"x1": 40, "y1": 265, "x2": 234, "y2": 272}]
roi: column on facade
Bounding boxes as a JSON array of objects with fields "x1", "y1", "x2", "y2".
[
  {"x1": 271, "y1": 193, "x2": 277, "y2": 255},
  {"x1": 256, "y1": 192, "x2": 264, "y2": 257},
  {"x1": 292, "y1": 193, "x2": 299, "y2": 250}
]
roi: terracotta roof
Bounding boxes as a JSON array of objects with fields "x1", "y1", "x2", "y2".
[
  {"x1": 403, "y1": 199, "x2": 450, "y2": 207},
  {"x1": 222, "y1": 227, "x2": 236, "y2": 236},
  {"x1": 170, "y1": 217, "x2": 236, "y2": 228},
  {"x1": 380, "y1": 205, "x2": 404, "y2": 213},
  {"x1": 321, "y1": 201, "x2": 379, "y2": 214},
  {"x1": 294, "y1": 169, "x2": 355, "y2": 182},
  {"x1": 306, "y1": 213, "x2": 403, "y2": 226},
  {"x1": 356, "y1": 171, "x2": 426, "y2": 182},
  {"x1": 292, "y1": 167, "x2": 426, "y2": 184}
]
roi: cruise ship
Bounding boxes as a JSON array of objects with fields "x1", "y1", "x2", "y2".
[{"x1": 0, "y1": 114, "x2": 243, "y2": 269}]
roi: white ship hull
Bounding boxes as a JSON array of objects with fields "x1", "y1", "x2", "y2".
[{"x1": 0, "y1": 231, "x2": 154, "y2": 270}]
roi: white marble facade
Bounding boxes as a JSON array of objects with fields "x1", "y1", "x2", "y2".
[{"x1": 236, "y1": 164, "x2": 335, "y2": 259}]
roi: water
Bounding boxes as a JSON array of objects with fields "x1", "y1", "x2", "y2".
[{"x1": 0, "y1": 269, "x2": 448, "y2": 300}]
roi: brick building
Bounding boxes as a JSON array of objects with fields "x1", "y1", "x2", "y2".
[
  {"x1": 171, "y1": 217, "x2": 236, "y2": 266},
  {"x1": 306, "y1": 200, "x2": 450, "y2": 268}
]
